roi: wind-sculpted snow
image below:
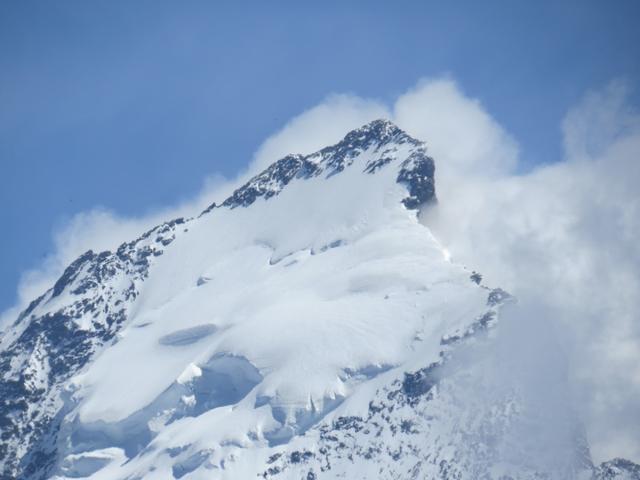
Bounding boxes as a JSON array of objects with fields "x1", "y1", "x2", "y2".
[
  {"x1": 1, "y1": 120, "x2": 637, "y2": 479},
  {"x1": 158, "y1": 324, "x2": 219, "y2": 346}
]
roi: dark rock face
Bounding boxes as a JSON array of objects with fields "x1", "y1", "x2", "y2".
[
  {"x1": 487, "y1": 288, "x2": 512, "y2": 307},
  {"x1": 595, "y1": 458, "x2": 640, "y2": 479},
  {"x1": 0, "y1": 218, "x2": 185, "y2": 479},
  {"x1": 400, "y1": 362, "x2": 440, "y2": 403},
  {"x1": 221, "y1": 154, "x2": 318, "y2": 208},
  {"x1": 470, "y1": 271, "x2": 483, "y2": 285},
  {"x1": 396, "y1": 151, "x2": 436, "y2": 210}
]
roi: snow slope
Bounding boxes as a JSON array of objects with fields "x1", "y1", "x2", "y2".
[{"x1": 1, "y1": 120, "x2": 637, "y2": 479}]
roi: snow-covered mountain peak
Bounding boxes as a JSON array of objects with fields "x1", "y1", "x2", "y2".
[
  {"x1": 1, "y1": 121, "x2": 637, "y2": 480},
  {"x1": 327, "y1": 118, "x2": 418, "y2": 151},
  {"x1": 202, "y1": 119, "x2": 434, "y2": 213}
]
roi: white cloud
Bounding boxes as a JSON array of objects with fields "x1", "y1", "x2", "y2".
[
  {"x1": 394, "y1": 77, "x2": 519, "y2": 179},
  {"x1": 562, "y1": 79, "x2": 640, "y2": 162},
  {"x1": 2, "y1": 77, "x2": 639, "y2": 465}
]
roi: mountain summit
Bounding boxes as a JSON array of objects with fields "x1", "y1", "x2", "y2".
[
  {"x1": 0, "y1": 121, "x2": 637, "y2": 479},
  {"x1": 202, "y1": 119, "x2": 436, "y2": 213}
]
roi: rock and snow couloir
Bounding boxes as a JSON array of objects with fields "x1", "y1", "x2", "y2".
[{"x1": 0, "y1": 120, "x2": 637, "y2": 479}]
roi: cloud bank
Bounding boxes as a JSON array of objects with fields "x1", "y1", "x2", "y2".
[{"x1": 2, "y1": 77, "x2": 639, "y2": 465}]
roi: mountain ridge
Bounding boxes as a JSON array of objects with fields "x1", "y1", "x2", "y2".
[
  {"x1": 0, "y1": 120, "x2": 637, "y2": 480},
  {"x1": 201, "y1": 119, "x2": 435, "y2": 214}
]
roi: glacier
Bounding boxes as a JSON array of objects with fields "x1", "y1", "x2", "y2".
[{"x1": 0, "y1": 120, "x2": 637, "y2": 479}]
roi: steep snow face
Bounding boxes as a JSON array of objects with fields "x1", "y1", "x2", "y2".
[
  {"x1": 64, "y1": 119, "x2": 486, "y2": 463},
  {"x1": 1, "y1": 120, "x2": 636, "y2": 480}
]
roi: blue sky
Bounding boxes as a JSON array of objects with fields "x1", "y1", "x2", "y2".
[{"x1": 1, "y1": 0, "x2": 639, "y2": 311}]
